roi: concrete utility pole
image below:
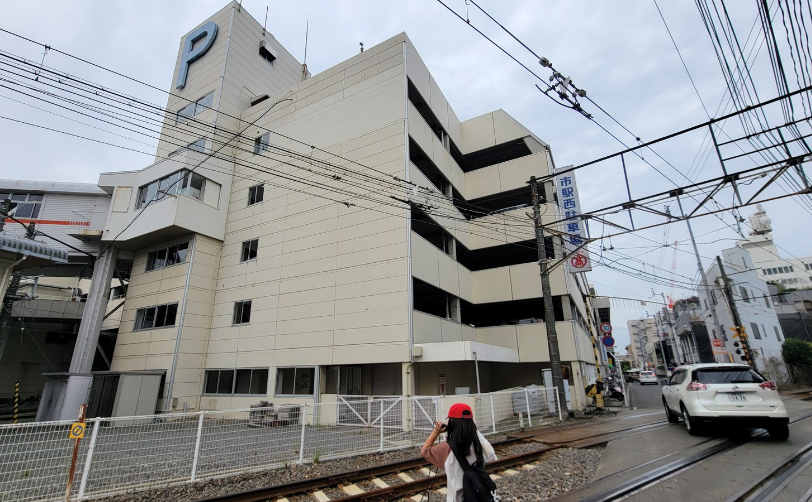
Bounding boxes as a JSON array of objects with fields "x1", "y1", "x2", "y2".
[
  {"x1": 716, "y1": 256, "x2": 755, "y2": 369},
  {"x1": 658, "y1": 294, "x2": 684, "y2": 365},
  {"x1": 675, "y1": 193, "x2": 726, "y2": 341},
  {"x1": 529, "y1": 176, "x2": 568, "y2": 417},
  {"x1": 653, "y1": 312, "x2": 670, "y2": 374}
]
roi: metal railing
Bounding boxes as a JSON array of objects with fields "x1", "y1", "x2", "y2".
[{"x1": 0, "y1": 387, "x2": 560, "y2": 501}]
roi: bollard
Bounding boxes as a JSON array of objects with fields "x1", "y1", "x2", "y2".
[{"x1": 13, "y1": 380, "x2": 19, "y2": 424}]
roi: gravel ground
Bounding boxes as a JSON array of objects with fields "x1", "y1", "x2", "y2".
[{"x1": 494, "y1": 447, "x2": 605, "y2": 501}]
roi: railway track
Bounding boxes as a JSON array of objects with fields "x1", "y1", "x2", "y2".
[
  {"x1": 196, "y1": 414, "x2": 670, "y2": 502},
  {"x1": 576, "y1": 410, "x2": 812, "y2": 502}
]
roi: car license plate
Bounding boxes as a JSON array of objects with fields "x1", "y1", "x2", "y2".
[{"x1": 728, "y1": 393, "x2": 746, "y2": 402}]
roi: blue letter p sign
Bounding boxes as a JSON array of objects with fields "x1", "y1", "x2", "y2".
[{"x1": 175, "y1": 21, "x2": 218, "y2": 89}]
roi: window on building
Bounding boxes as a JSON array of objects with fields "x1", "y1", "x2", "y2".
[
  {"x1": 235, "y1": 368, "x2": 269, "y2": 394},
  {"x1": 259, "y1": 43, "x2": 276, "y2": 65},
  {"x1": 136, "y1": 169, "x2": 207, "y2": 208},
  {"x1": 0, "y1": 193, "x2": 44, "y2": 219},
  {"x1": 805, "y1": 263, "x2": 810, "y2": 271},
  {"x1": 721, "y1": 324, "x2": 727, "y2": 341},
  {"x1": 248, "y1": 184, "x2": 264, "y2": 206},
  {"x1": 742, "y1": 257, "x2": 747, "y2": 268},
  {"x1": 711, "y1": 289, "x2": 718, "y2": 305},
  {"x1": 704, "y1": 299, "x2": 708, "y2": 311},
  {"x1": 241, "y1": 239, "x2": 258, "y2": 262},
  {"x1": 254, "y1": 132, "x2": 270, "y2": 154},
  {"x1": 176, "y1": 91, "x2": 214, "y2": 124},
  {"x1": 275, "y1": 367, "x2": 315, "y2": 395},
  {"x1": 790, "y1": 266, "x2": 795, "y2": 272},
  {"x1": 169, "y1": 137, "x2": 208, "y2": 157},
  {"x1": 233, "y1": 300, "x2": 252, "y2": 325},
  {"x1": 134, "y1": 303, "x2": 178, "y2": 330},
  {"x1": 750, "y1": 322, "x2": 762, "y2": 339},
  {"x1": 763, "y1": 294, "x2": 771, "y2": 308},
  {"x1": 146, "y1": 242, "x2": 189, "y2": 271},
  {"x1": 739, "y1": 286, "x2": 750, "y2": 303},
  {"x1": 775, "y1": 326, "x2": 782, "y2": 341},
  {"x1": 204, "y1": 369, "x2": 235, "y2": 394}
]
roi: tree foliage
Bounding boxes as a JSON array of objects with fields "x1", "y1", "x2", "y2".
[
  {"x1": 620, "y1": 360, "x2": 632, "y2": 372},
  {"x1": 782, "y1": 338, "x2": 812, "y2": 369}
]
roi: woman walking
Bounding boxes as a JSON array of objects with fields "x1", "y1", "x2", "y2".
[{"x1": 420, "y1": 403, "x2": 498, "y2": 501}]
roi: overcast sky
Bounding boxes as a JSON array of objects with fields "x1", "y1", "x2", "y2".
[{"x1": 2, "y1": 0, "x2": 811, "y2": 356}]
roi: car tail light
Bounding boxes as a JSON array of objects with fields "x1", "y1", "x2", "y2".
[
  {"x1": 686, "y1": 381, "x2": 709, "y2": 391},
  {"x1": 759, "y1": 381, "x2": 777, "y2": 391}
]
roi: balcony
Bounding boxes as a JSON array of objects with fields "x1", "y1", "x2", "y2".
[{"x1": 99, "y1": 150, "x2": 233, "y2": 248}]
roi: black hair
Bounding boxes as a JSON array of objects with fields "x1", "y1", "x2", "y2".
[{"x1": 446, "y1": 417, "x2": 482, "y2": 461}]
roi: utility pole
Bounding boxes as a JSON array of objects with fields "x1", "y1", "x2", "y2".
[
  {"x1": 658, "y1": 293, "x2": 684, "y2": 365},
  {"x1": 716, "y1": 256, "x2": 755, "y2": 369},
  {"x1": 653, "y1": 312, "x2": 670, "y2": 374},
  {"x1": 674, "y1": 193, "x2": 726, "y2": 342},
  {"x1": 529, "y1": 176, "x2": 569, "y2": 417}
]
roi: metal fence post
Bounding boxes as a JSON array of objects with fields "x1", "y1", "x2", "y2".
[
  {"x1": 555, "y1": 389, "x2": 563, "y2": 421},
  {"x1": 77, "y1": 419, "x2": 100, "y2": 500},
  {"x1": 489, "y1": 393, "x2": 497, "y2": 434},
  {"x1": 298, "y1": 404, "x2": 307, "y2": 464},
  {"x1": 524, "y1": 389, "x2": 532, "y2": 427},
  {"x1": 379, "y1": 399, "x2": 385, "y2": 453},
  {"x1": 190, "y1": 412, "x2": 205, "y2": 482}
]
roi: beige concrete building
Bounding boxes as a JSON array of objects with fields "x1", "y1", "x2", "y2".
[{"x1": 49, "y1": 2, "x2": 601, "y2": 417}]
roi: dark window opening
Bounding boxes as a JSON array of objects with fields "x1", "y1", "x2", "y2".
[
  {"x1": 407, "y1": 79, "x2": 471, "y2": 171},
  {"x1": 409, "y1": 139, "x2": 448, "y2": 195},
  {"x1": 412, "y1": 209, "x2": 453, "y2": 255},
  {"x1": 248, "y1": 184, "x2": 264, "y2": 206},
  {"x1": 739, "y1": 286, "x2": 750, "y2": 303},
  {"x1": 235, "y1": 368, "x2": 269, "y2": 395},
  {"x1": 413, "y1": 278, "x2": 450, "y2": 318},
  {"x1": 462, "y1": 139, "x2": 532, "y2": 172},
  {"x1": 241, "y1": 239, "x2": 259, "y2": 262},
  {"x1": 464, "y1": 186, "x2": 539, "y2": 217},
  {"x1": 250, "y1": 94, "x2": 269, "y2": 107},
  {"x1": 455, "y1": 238, "x2": 553, "y2": 271},
  {"x1": 233, "y1": 300, "x2": 252, "y2": 325},
  {"x1": 259, "y1": 44, "x2": 276, "y2": 65},
  {"x1": 460, "y1": 297, "x2": 565, "y2": 327}
]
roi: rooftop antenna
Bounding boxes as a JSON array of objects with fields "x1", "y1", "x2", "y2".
[
  {"x1": 359, "y1": 42, "x2": 364, "y2": 53},
  {"x1": 263, "y1": 6, "x2": 268, "y2": 36},
  {"x1": 302, "y1": 21, "x2": 309, "y2": 81}
]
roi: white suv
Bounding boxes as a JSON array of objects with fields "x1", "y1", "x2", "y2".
[
  {"x1": 662, "y1": 363, "x2": 789, "y2": 440},
  {"x1": 639, "y1": 371, "x2": 659, "y2": 385}
]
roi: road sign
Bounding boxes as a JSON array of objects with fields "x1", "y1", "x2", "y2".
[
  {"x1": 599, "y1": 322, "x2": 612, "y2": 335},
  {"x1": 69, "y1": 423, "x2": 85, "y2": 439},
  {"x1": 571, "y1": 254, "x2": 588, "y2": 269},
  {"x1": 602, "y1": 335, "x2": 615, "y2": 348},
  {"x1": 712, "y1": 339, "x2": 724, "y2": 348}
]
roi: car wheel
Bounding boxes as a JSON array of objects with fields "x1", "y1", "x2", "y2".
[
  {"x1": 768, "y1": 425, "x2": 789, "y2": 441},
  {"x1": 663, "y1": 399, "x2": 679, "y2": 423},
  {"x1": 681, "y1": 404, "x2": 703, "y2": 436}
]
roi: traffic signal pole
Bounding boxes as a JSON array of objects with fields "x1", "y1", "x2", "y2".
[
  {"x1": 716, "y1": 256, "x2": 755, "y2": 368},
  {"x1": 529, "y1": 176, "x2": 569, "y2": 418}
]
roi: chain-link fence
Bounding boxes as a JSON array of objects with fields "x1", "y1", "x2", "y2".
[{"x1": 0, "y1": 387, "x2": 560, "y2": 501}]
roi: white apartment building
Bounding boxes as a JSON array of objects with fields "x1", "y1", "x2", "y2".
[
  {"x1": 698, "y1": 245, "x2": 789, "y2": 379},
  {"x1": 42, "y1": 2, "x2": 600, "y2": 419},
  {"x1": 738, "y1": 205, "x2": 812, "y2": 289}
]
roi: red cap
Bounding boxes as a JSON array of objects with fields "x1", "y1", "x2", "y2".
[{"x1": 448, "y1": 403, "x2": 473, "y2": 419}]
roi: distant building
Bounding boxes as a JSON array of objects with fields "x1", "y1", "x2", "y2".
[
  {"x1": 698, "y1": 245, "x2": 789, "y2": 380},
  {"x1": 0, "y1": 180, "x2": 120, "y2": 420},
  {"x1": 737, "y1": 205, "x2": 812, "y2": 289},
  {"x1": 769, "y1": 284, "x2": 812, "y2": 342}
]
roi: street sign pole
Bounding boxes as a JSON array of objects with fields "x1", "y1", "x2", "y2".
[{"x1": 64, "y1": 404, "x2": 87, "y2": 501}]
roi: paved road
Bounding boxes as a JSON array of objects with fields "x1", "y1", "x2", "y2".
[
  {"x1": 626, "y1": 381, "x2": 664, "y2": 411},
  {"x1": 558, "y1": 388, "x2": 812, "y2": 501}
]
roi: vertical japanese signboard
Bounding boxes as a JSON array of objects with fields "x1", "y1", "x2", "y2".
[{"x1": 554, "y1": 166, "x2": 592, "y2": 272}]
